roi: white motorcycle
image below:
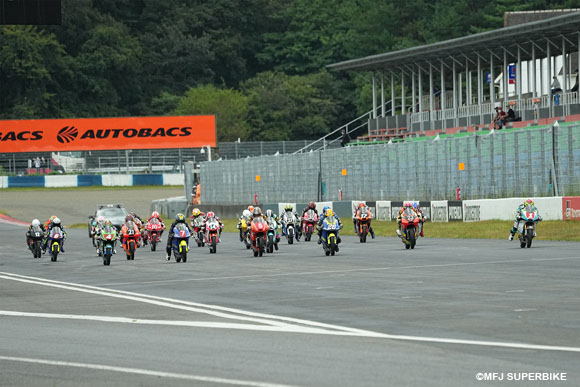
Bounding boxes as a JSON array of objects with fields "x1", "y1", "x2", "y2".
[{"x1": 281, "y1": 210, "x2": 298, "y2": 244}]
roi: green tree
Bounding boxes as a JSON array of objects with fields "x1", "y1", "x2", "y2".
[
  {"x1": 0, "y1": 26, "x2": 72, "y2": 118},
  {"x1": 174, "y1": 85, "x2": 251, "y2": 142},
  {"x1": 242, "y1": 71, "x2": 339, "y2": 140}
]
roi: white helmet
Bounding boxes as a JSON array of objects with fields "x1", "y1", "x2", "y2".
[
  {"x1": 266, "y1": 209, "x2": 273, "y2": 218},
  {"x1": 52, "y1": 217, "x2": 61, "y2": 226},
  {"x1": 32, "y1": 219, "x2": 40, "y2": 226},
  {"x1": 242, "y1": 209, "x2": 251, "y2": 218},
  {"x1": 97, "y1": 216, "x2": 105, "y2": 223}
]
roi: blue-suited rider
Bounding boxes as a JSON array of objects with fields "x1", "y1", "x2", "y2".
[{"x1": 317, "y1": 208, "x2": 342, "y2": 250}]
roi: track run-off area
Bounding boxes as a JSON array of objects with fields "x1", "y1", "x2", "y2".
[{"x1": 1, "y1": 219, "x2": 579, "y2": 386}]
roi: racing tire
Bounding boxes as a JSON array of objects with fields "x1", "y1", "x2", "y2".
[
  {"x1": 151, "y1": 241, "x2": 156, "y2": 251},
  {"x1": 211, "y1": 236, "x2": 217, "y2": 254},
  {"x1": 520, "y1": 241, "x2": 526, "y2": 248},
  {"x1": 258, "y1": 238, "x2": 264, "y2": 257},
  {"x1": 182, "y1": 251, "x2": 187, "y2": 263},
  {"x1": 104, "y1": 253, "x2": 111, "y2": 266},
  {"x1": 405, "y1": 243, "x2": 411, "y2": 250},
  {"x1": 526, "y1": 232, "x2": 533, "y2": 248},
  {"x1": 34, "y1": 241, "x2": 42, "y2": 258}
]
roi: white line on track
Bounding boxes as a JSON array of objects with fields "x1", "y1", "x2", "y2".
[
  {"x1": 95, "y1": 255, "x2": 580, "y2": 287},
  {"x1": 0, "y1": 355, "x2": 298, "y2": 387},
  {"x1": 3, "y1": 272, "x2": 580, "y2": 353}
]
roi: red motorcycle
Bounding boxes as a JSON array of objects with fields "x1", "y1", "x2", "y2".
[
  {"x1": 302, "y1": 209, "x2": 318, "y2": 241},
  {"x1": 400, "y1": 208, "x2": 420, "y2": 249},
  {"x1": 205, "y1": 218, "x2": 220, "y2": 254},
  {"x1": 356, "y1": 211, "x2": 372, "y2": 243},
  {"x1": 145, "y1": 218, "x2": 164, "y2": 251},
  {"x1": 250, "y1": 217, "x2": 269, "y2": 257}
]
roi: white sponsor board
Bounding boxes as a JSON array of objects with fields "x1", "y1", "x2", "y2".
[
  {"x1": 376, "y1": 201, "x2": 391, "y2": 221},
  {"x1": 0, "y1": 176, "x2": 7, "y2": 189},
  {"x1": 430, "y1": 200, "x2": 448, "y2": 222},
  {"x1": 102, "y1": 175, "x2": 132, "y2": 187},
  {"x1": 462, "y1": 197, "x2": 563, "y2": 221},
  {"x1": 162, "y1": 173, "x2": 185, "y2": 186},
  {"x1": 44, "y1": 175, "x2": 78, "y2": 188}
]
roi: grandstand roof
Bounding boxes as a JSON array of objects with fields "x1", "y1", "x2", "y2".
[{"x1": 328, "y1": 11, "x2": 580, "y2": 72}]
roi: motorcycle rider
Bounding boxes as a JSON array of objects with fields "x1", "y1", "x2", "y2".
[
  {"x1": 237, "y1": 209, "x2": 252, "y2": 241},
  {"x1": 165, "y1": 213, "x2": 192, "y2": 261},
  {"x1": 121, "y1": 215, "x2": 142, "y2": 252},
  {"x1": 143, "y1": 211, "x2": 165, "y2": 245},
  {"x1": 99, "y1": 219, "x2": 118, "y2": 254},
  {"x1": 265, "y1": 209, "x2": 281, "y2": 250},
  {"x1": 413, "y1": 203, "x2": 426, "y2": 237},
  {"x1": 43, "y1": 216, "x2": 66, "y2": 253},
  {"x1": 26, "y1": 219, "x2": 45, "y2": 251},
  {"x1": 396, "y1": 201, "x2": 417, "y2": 237},
  {"x1": 280, "y1": 204, "x2": 301, "y2": 241},
  {"x1": 353, "y1": 202, "x2": 376, "y2": 239},
  {"x1": 190, "y1": 208, "x2": 206, "y2": 227},
  {"x1": 509, "y1": 199, "x2": 542, "y2": 240},
  {"x1": 317, "y1": 208, "x2": 342, "y2": 251},
  {"x1": 301, "y1": 201, "x2": 318, "y2": 239},
  {"x1": 202, "y1": 211, "x2": 224, "y2": 241}
]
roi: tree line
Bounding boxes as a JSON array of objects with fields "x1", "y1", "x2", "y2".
[{"x1": 0, "y1": 0, "x2": 574, "y2": 141}]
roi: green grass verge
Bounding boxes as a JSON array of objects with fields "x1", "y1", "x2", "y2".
[
  {"x1": 220, "y1": 218, "x2": 580, "y2": 242},
  {"x1": 11, "y1": 214, "x2": 580, "y2": 242},
  {"x1": 0, "y1": 185, "x2": 183, "y2": 192}
]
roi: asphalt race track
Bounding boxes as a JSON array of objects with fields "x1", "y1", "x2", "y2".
[{"x1": 1, "y1": 220, "x2": 579, "y2": 386}]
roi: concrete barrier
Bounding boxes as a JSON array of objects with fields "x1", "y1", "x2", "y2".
[{"x1": 0, "y1": 173, "x2": 184, "y2": 188}]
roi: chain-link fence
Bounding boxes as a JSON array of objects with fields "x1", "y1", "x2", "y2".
[
  {"x1": 0, "y1": 141, "x2": 330, "y2": 176},
  {"x1": 200, "y1": 123, "x2": 580, "y2": 205}
]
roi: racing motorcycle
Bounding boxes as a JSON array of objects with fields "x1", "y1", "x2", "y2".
[
  {"x1": 238, "y1": 215, "x2": 252, "y2": 249},
  {"x1": 145, "y1": 217, "x2": 163, "y2": 251},
  {"x1": 266, "y1": 217, "x2": 279, "y2": 253},
  {"x1": 250, "y1": 217, "x2": 269, "y2": 257},
  {"x1": 281, "y1": 210, "x2": 298, "y2": 244},
  {"x1": 100, "y1": 225, "x2": 117, "y2": 266},
  {"x1": 356, "y1": 211, "x2": 371, "y2": 243},
  {"x1": 399, "y1": 208, "x2": 420, "y2": 249},
  {"x1": 47, "y1": 226, "x2": 64, "y2": 262},
  {"x1": 321, "y1": 216, "x2": 342, "y2": 256},
  {"x1": 28, "y1": 224, "x2": 44, "y2": 258},
  {"x1": 171, "y1": 223, "x2": 190, "y2": 263},
  {"x1": 205, "y1": 217, "x2": 220, "y2": 254},
  {"x1": 302, "y1": 209, "x2": 318, "y2": 242},
  {"x1": 121, "y1": 221, "x2": 139, "y2": 261},
  {"x1": 192, "y1": 217, "x2": 206, "y2": 247},
  {"x1": 516, "y1": 204, "x2": 541, "y2": 248}
]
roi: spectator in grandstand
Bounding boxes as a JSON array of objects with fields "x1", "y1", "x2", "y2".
[
  {"x1": 504, "y1": 106, "x2": 520, "y2": 123},
  {"x1": 340, "y1": 129, "x2": 351, "y2": 147},
  {"x1": 492, "y1": 106, "x2": 507, "y2": 130},
  {"x1": 551, "y1": 76, "x2": 562, "y2": 95}
]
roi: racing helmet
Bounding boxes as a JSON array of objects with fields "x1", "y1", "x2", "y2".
[
  {"x1": 125, "y1": 215, "x2": 133, "y2": 223},
  {"x1": 130, "y1": 212, "x2": 138, "y2": 218},
  {"x1": 525, "y1": 199, "x2": 534, "y2": 206},
  {"x1": 32, "y1": 219, "x2": 40, "y2": 226},
  {"x1": 248, "y1": 206, "x2": 254, "y2": 212},
  {"x1": 48, "y1": 215, "x2": 56, "y2": 223},
  {"x1": 52, "y1": 217, "x2": 61, "y2": 226},
  {"x1": 403, "y1": 201, "x2": 413, "y2": 208},
  {"x1": 358, "y1": 202, "x2": 365, "y2": 209},
  {"x1": 285, "y1": 204, "x2": 293, "y2": 211},
  {"x1": 253, "y1": 207, "x2": 262, "y2": 216},
  {"x1": 266, "y1": 209, "x2": 273, "y2": 218},
  {"x1": 151, "y1": 211, "x2": 159, "y2": 218},
  {"x1": 192, "y1": 208, "x2": 201, "y2": 217},
  {"x1": 175, "y1": 213, "x2": 186, "y2": 223},
  {"x1": 412, "y1": 202, "x2": 419, "y2": 210},
  {"x1": 97, "y1": 216, "x2": 105, "y2": 223},
  {"x1": 308, "y1": 201, "x2": 316, "y2": 209},
  {"x1": 207, "y1": 211, "x2": 215, "y2": 218},
  {"x1": 242, "y1": 209, "x2": 251, "y2": 218},
  {"x1": 326, "y1": 208, "x2": 334, "y2": 217}
]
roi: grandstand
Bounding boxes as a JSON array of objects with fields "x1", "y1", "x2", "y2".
[{"x1": 325, "y1": 11, "x2": 580, "y2": 146}]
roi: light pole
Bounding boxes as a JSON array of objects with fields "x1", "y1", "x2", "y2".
[{"x1": 200, "y1": 145, "x2": 212, "y2": 161}]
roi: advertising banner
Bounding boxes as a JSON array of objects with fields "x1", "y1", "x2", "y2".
[
  {"x1": 0, "y1": 115, "x2": 216, "y2": 153},
  {"x1": 562, "y1": 197, "x2": 580, "y2": 220}
]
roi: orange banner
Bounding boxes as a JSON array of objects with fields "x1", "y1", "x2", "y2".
[{"x1": 0, "y1": 115, "x2": 215, "y2": 153}]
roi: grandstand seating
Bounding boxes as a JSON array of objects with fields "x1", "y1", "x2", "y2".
[{"x1": 350, "y1": 116, "x2": 571, "y2": 146}]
